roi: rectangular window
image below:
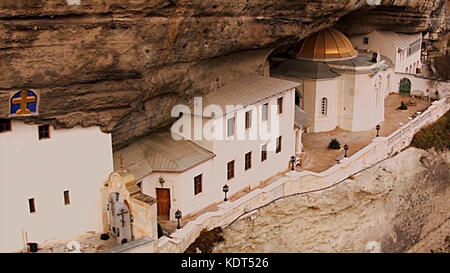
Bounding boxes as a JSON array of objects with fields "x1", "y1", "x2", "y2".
[
  {"x1": 227, "y1": 160, "x2": 235, "y2": 180},
  {"x1": 262, "y1": 103, "x2": 269, "y2": 121},
  {"x1": 194, "y1": 174, "x2": 202, "y2": 195},
  {"x1": 38, "y1": 125, "x2": 50, "y2": 140},
  {"x1": 408, "y1": 40, "x2": 421, "y2": 56},
  {"x1": 63, "y1": 190, "x2": 70, "y2": 205},
  {"x1": 227, "y1": 117, "x2": 235, "y2": 138},
  {"x1": 363, "y1": 37, "x2": 369, "y2": 45},
  {"x1": 0, "y1": 119, "x2": 11, "y2": 133},
  {"x1": 277, "y1": 97, "x2": 283, "y2": 114},
  {"x1": 261, "y1": 144, "x2": 268, "y2": 162},
  {"x1": 28, "y1": 198, "x2": 36, "y2": 213},
  {"x1": 245, "y1": 152, "x2": 252, "y2": 171},
  {"x1": 276, "y1": 136, "x2": 282, "y2": 153},
  {"x1": 245, "y1": 110, "x2": 252, "y2": 129}
]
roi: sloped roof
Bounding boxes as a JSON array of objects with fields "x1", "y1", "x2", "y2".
[
  {"x1": 114, "y1": 132, "x2": 215, "y2": 180},
  {"x1": 376, "y1": 31, "x2": 422, "y2": 50},
  {"x1": 126, "y1": 183, "x2": 156, "y2": 205},
  {"x1": 271, "y1": 59, "x2": 340, "y2": 80},
  {"x1": 328, "y1": 50, "x2": 392, "y2": 68},
  {"x1": 193, "y1": 76, "x2": 300, "y2": 116}
]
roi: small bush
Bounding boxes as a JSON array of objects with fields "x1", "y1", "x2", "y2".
[
  {"x1": 411, "y1": 110, "x2": 450, "y2": 151},
  {"x1": 398, "y1": 101, "x2": 408, "y2": 110},
  {"x1": 328, "y1": 138, "x2": 341, "y2": 150},
  {"x1": 184, "y1": 227, "x2": 224, "y2": 253}
]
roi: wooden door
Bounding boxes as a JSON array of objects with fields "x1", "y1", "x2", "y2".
[{"x1": 156, "y1": 188, "x2": 170, "y2": 219}]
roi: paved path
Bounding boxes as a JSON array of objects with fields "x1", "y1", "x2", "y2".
[{"x1": 300, "y1": 94, "x2": 432, "y2": 172}]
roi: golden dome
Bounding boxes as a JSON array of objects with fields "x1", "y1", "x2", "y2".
[{"x1": 292, "y1": 28, "x2": 358, "y2": 62}]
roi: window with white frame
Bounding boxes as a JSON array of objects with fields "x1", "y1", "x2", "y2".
[
  {"x1": 261, "y1": 144, "x2": 268, "y2": 162},
  {"x1": 262, "y1": 103, "x2": 268, "y2": 122},
  {"x1": 320, "y1": 98, "x2": 328, "y2": 117},
  {"x1": 277, "y1": 97, "x2": 283, "y2": 114},
  {"x1": 227, "y1": 117, "x2": 235, "y2": 138},
  {"x1": 407, "y1": 40, "x2": 421, "y2": 56},
  {"x1": 194, "y1": 174, "x2": 202, "y2": 195},
  {"x1": 245, "y1": 110, "x2": 252, "y2": 129}
]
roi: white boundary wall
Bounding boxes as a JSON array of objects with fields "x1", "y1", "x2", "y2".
[
  {"x1": 151, "y1": 97, "x2": 449, "y2": 253},
  {"x1": 392, "y1": 73, "x2": 450, "y2": 98}
]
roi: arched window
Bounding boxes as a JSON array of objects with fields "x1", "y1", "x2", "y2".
[
  {"x1": 320, "y1": 97, "x2": 328, "y2": 117},
  {"x1": 406, "y1": 67, "x2": 409, "y2": 74}
]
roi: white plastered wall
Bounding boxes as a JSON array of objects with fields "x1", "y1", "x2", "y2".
[
  {"x1": 350, "y1": 31, "x2": 422, "y2": 74},
  {"x1": 142, "y1": 88, "x2": 297, "y2": 220},
  {"x1": 0, "y1": 121, "x2": 113, "y2": 252}
]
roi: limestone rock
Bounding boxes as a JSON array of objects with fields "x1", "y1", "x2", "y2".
[
  {"x1": 0, "y1": 1, "x2": 447, "y2": 148},
  {"x1": 213, "y1": 148, "x2": 450, "y2": 253}
]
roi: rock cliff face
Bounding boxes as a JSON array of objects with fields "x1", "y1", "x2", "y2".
[
  {"x1": 0, "y1": 1, "x2": 447, "y2": 148},
  {"x1": 213, "y1": 148, "x2": 450, "y2": 253}
]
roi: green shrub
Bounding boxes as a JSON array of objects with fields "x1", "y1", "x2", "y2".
[
  {"x1": 398, "y1": 101, "x2": 408, "y2": 110},
  {"x1": 411, "y1": 110, "x2": 450, "y2": 151},
  {"x1": 328, "y1": 138, "x2": 341, "y2": 150}
]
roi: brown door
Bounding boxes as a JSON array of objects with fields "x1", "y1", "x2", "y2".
[{"x1": 156, "y1": 188, "x2": 170, "y2": 219}]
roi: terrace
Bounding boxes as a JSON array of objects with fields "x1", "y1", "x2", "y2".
[
  {"x1": 298, "y1": 93, "x2": 432, "y2": 173},
  {"x1": 158, "y1": 93, "x2": 434, "y2": 237}
]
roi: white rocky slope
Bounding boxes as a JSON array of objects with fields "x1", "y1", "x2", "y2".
[{"x1": 213, "y1": 148, "x2": 450, "y2": 253}]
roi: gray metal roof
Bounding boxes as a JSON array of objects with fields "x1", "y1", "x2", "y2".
[
  {"x1": 376, "y1": 31, "x2": 422, "y2": 50},
  {"x1": 328, "y1": 50, "x2": 392, "y2": 68},
  {"x1": 114, "y1": 132, "x2": 215, "y2": 179},
  {"x1": 271, "y1": 59, "x2": 340, "y2": 80},
  {"x1": 186, "y1": 76, "x2": 300, "y2": 116}
]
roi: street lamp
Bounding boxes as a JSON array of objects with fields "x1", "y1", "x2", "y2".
[
  {"x1": 175, "y1": 210, "x2": 182, "y2": 229},
  {"x1": 290, "y1": 156, "x2": 296, "y2": 171},
  {"x1": 159, "y1": 176, "x2": 165, "y2": 187},
  {"x1": 344, "y1": 144, "x2": 349, "y2": 158},
  {"x1": 376, "y1": 124, "x2": 381, "y2": 137},
  {"x1": 223, "y1": 184, "x2": 229, "y2": 202},
  {"x1": 435, "y1": 90, "x2": 440, "y2": 100}
]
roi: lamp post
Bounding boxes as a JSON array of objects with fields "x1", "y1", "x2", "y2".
[
  {"x1": 290, "y1": 156, "x2": 296, "y2": 171},
  {"x1": 175, "y1": 210, "x2": 182, "y2": 229},
  {"x1": 376, "y1": 124, "x2": 381, "y2": 137},
  {"x1": 223, "y1": 184, "x2": 229, "y2": 202},
  {"x1": 435, "y1": 90, "x2": 440, "y2": 100},
  {"x1": 344, "y1": 144, "x2": 349, "y2": 158},
  {"x1": 159, "y1": 176, "x2": 165, "y2": 187}
]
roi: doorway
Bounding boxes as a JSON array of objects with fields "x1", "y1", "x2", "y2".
[
  {"x1": 399, "y1": 78, "x2": 411, "y2": 96},
  {"x1": 156, "y1": 188, "x2": 171, "y2": 220}
]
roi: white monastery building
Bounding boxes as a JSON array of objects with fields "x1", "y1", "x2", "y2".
[
  {"x1": 0, "y1": 118, "x2": 113, "y2": 252},
  {"x1": 271, "y1": 28, "x2": 423, "y2": 133},
  {"x1": 0, "y1": 27, "x2": 431, "y2": 253},
  {"x1": 114, "y1": 76, "x2": 304, "y2": 221},
  {"x1": 350, "y1": 30, "x2": 423, "y2": 75}
]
